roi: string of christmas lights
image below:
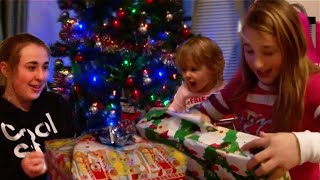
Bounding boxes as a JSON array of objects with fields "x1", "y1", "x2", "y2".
[{"x1": 49, "y1": 0, "x2": 192, "y2": 131}]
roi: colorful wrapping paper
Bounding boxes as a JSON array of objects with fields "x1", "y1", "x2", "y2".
[
  {"x1": 45, "y1": 134, "x2": 187, "y2": 180},
  {"x1": 136, "y1": 108, "x2": 291, "y2": 180},
  {"x1": 45, "y1": 138, "x2": 75, "y2": 180},
  {"x1": 72, "y1": 135, "x2": 187, "y2": 180}
]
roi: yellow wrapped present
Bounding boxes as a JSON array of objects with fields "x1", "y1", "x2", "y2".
[{"x1": 45, "y1": 138, "x2": 75, "y2": 180}]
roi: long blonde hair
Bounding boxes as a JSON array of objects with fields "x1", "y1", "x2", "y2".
[{"x1": 237, "y1": 0, "x2": 320, "y2": 132}]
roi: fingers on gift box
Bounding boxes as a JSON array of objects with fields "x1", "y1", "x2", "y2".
[{"x1": 136, "y1": 108, "x2": 291, "y2": 180}]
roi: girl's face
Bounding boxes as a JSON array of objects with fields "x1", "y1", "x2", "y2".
[
  {"x1": 180, "y1": 59, "x2": 216, "y2": 93},
  {"x1": 5, "y1": 44, "x2": 49, "y2": 104},
  {"x1": 242, "y1": 27, "x2": 282, "y2": 86}
]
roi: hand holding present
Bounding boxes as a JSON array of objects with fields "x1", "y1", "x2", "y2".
[
  {"x1": 166, "y1": 109, "x2": 215, "y2": 132},
  {"x1": 241, "y1": 131, "x2": 300, "y2": 179}
]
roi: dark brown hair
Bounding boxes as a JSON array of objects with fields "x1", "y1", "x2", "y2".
[{"x1": 0, "y1": 33, "x2": 50, "y2": 84}]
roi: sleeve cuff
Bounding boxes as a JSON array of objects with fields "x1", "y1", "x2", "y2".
[{"x1": 293, "y1": 130, "x2": 320, "y2": 164}]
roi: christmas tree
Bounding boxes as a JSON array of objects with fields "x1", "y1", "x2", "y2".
[{"x1": 49, "y1": 0, "x2": 192, "y2": 131}]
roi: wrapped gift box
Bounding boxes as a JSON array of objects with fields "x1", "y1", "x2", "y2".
[
  {"x1": 45, "y1": 138, "x2": 75, "y2": 180},
  {"x1": 72, "y1": 135, "x2": 187, "y2": 180},
  {"x1": 46, "y1": 134, "x2": 188, "y2": 180},
  {"x1": 136, "y1": 108, "x2": 291, "y2": 180}
]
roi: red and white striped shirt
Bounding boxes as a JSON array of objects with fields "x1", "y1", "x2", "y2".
[{"x1": 197, "y1": 72, "x2": 320, "y2": 180}]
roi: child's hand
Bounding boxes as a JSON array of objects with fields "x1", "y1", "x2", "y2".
[
  {"x1": 167, "y1": 108, "x2": 215, "y2": 132},
  {"x1": 241, "y1": 131, "x2": 300, "y2": 180},
  {"x1": 21, "y1": 151, "x2": 47, "y2": 178}
]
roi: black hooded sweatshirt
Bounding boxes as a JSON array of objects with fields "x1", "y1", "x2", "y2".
[{"x1": 0, "y1": 87, "x2": 78, "y2": 179}]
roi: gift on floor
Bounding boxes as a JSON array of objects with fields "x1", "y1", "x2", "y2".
[
  {"x1": 45, "y1": 138, "x2": 75, "y2": 180},
  {"x1": 71, "y1": 135, "x2": 187, "y2": 179},
  {"x1": 46, "y1": 134, "x2": 187, "y2": 180},
  {"x1": 136, "y1": 108, "x2": 291, "y2": 180}
]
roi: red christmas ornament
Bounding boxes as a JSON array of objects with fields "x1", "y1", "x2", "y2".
[
  {"x1": 145, "y1": 0, "x2": 153, "y2": 4},
  {"x1": 117, "y1": 8, "x2": 125, "y2": 18},
  {"x1": 74, "y1": 53, "x2": 84, "y2": 62},
  {"x1": 126, "y1": 76, "x2": 134, "y2": 86},
  {"x1": 154, "y1": 100, "x2": 164, "y2": 107},
  {"x1": 182, "y1": 27, "x2": 191, "y2": 36},
  {"x1": 133, "y1": 89, "x2": 140, "y2": 97},
  {"x1": 112, "y1": 20, "x2": 120, "y2": 28}
]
